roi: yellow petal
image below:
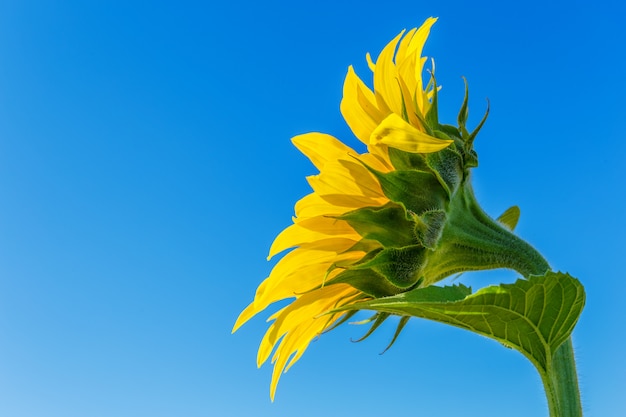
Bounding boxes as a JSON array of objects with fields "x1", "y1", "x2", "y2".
[
  {"x1": 406, "y1": 18, "x2": 437, "y2": 67},
  {"x1": 291, "y1": 133, "x2": 355, "y2": 171},
  {"x1": 397, "y1": 50, "x2": 419, "y2": 103},
  {"x1": 358, "y1": 151, "x2": 392, "y2": 173},
  {"x1": 365, "y1": 52, "x2": 376, "y2": 72},
  {"x1": 397, "y1": 18, "x2": 437, "y2": 114},
  {"x1": 294, "y1": 193, "x2": 347, "y2": 219},
  {"x1": 256, "y1": 284, "x2": 359, "y2": 400},
  {"x1": 232, "y1": 301, "x2": 257, "y2": 333},
  {"x1": 310, "y1": 193, "x2": 387, "y2": 209},
  {"x1": 305, "y1": 158, "x2": 386, "y2": 205},
  {"x1": 363, "y1": 142, "x2": 394, "y2": 171},
  {"x1": 370, "y1": 113, "x2": 452, "y2": 153},
  {"x1": 233, "y1": 239, "x2": 363, "y2": 333},
  {"x1": 397, "y1": 73, "x2": 421, "y2": 128},
  {"x1": 256, "y1": 249, "x2": 364, "y2": 309},
  {"x1": 395, "y1": 28, "x2": 417, "y2": 65},
  {"x1": 267, "y1": 248, "x2": 361, "y2": 288},
  {"x1": 340, "y1": 66, "x2": 384, "y2": 145},
  {"x1": 268, "y1": 217, "x2": 359, "y2": 259},
  {"x1": 373, "y1": 31, "x2": 404, "y2": 115}
]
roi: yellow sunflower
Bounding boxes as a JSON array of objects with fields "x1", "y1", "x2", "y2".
[{"x1": 233, "y1": 17, "x2": 468, "y2": 400}]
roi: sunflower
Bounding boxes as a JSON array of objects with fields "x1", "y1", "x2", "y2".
[{"x1": 233, "y1": 17, "x2": 479, "y2": 400}]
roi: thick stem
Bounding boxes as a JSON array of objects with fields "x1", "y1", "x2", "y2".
[
  {"x1": 542, "y1": 338, "x2": 583, "y2": 417},
  {"x1": 430, "y1": 181, "x2": 583, "y2": 416},
  {"x1": 424, "y1": 183, "x2": 549, "y2": 283}
]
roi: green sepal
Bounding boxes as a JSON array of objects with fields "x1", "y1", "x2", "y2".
[
  {"x1": 351, "y1": 245, "x2": 425, "y2": 289},
  {"x1": 413, "y1": 209, "x2": 447, "y2": 249},
  {"x1": 369, "y1": 168, "x2": 448, "y2": 214},
  {"x1": 345, "y1": 238, "x2": 384, "y2": 255},
  {"x1": 425, "y1": 72, "x2": 439, "y2": 128},
  {"x1": 322, "y1": 309, "x2": 359, "y2": 334},
  {"x1": 352, "y1": 312, "x2": 391, "y2": 343},
  {"x1": 425, "y1": 144, "x2": 464, "y2": 196},
  {"x1": 432, "y1": 129, "x2": 452, "y2": 142},
  {"x1": 438, "y1": 124, "x2": 463, "y2": 141},
  {"x1": 387, "y1": 147, "x2": 430, "y2": 172},
  {"x1": 463, "y1": 148, "x2": 479, "y2": 169},
  {"x1": 330, "y1": 268, "x2": 406, "y2": 298},
  {"x1": 338, "y1": 203, "x2": 416, "y2": 248},
  {"x1": 350, "y1": 313, "x2": 412, "y2": 355},
  {"x1": 466, "y1": 99, "x2": 490, "y2": 148},
  {"x1": 497, "y1": 205, "x2": 521, "y2": 231},
  {"x1": 381, "y1": 315, "x2": 410, "y2": 354},
  {"x1": 412, "y1": 103, "x2": 436, "y2": 137},
  {"x1": 350, "y1": 312, "x2": 379, "y2": 325},
  {"x1": 334, "y1": 272, "x2": 585, "y2": 373}
]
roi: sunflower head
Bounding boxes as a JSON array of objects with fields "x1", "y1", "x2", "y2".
[
  {"x1": 330, "y1": 16, "x2": 488, "y2": 294},
  {"x1": 233, "y1": 17, "x2": 494, "y2": 400}
]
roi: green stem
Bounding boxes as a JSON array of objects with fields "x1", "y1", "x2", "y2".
[
  {"x1": 424, "y1": 182, "x2": 549, "y2": 283},
  {"x1": 430, "y1": 181, "x2": 583, "y2": 416},
  {"x1": 542, "y1": 338, "x2": 583, "y2": 417}
]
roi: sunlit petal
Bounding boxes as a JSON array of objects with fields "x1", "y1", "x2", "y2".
[
  {"x1": 341, "y1": 66, "x2": 383, "y2": 145},
  {"x1": 292, "y1": 133, "x2": 355, "y2": 171},
  {"x1": 371, "y1": 113, "x2": 452, "y2": 153}
]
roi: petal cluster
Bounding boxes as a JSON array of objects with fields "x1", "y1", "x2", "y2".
[
  {"x1": 233, "y1": 17, "x2": 463, "y2": 400},
  {"x1": 232, "y1": 135, "x2": 390, "y2": 400},
  {"x1": 341, "y1": 17, "x2": 451, "y2": 158}
]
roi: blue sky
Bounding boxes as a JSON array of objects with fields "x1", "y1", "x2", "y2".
[{"x1": 0, "y1": 1, "x2": 624, "y2": 416}]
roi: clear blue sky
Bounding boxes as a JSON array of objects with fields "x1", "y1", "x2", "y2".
[{"x1": 1, "y1": 1, "x2": 624, "y2": 416}]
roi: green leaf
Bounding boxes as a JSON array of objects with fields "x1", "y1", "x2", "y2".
[
  {"x1": 497, "y1": 205, "x2": 521, "y2": 231},
  {"x1": 335, "y1": 272, "x2": 585, "y2": 373}
]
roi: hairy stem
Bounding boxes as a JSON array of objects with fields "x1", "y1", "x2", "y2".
[
  {"x1": 433, "y1": 181, "x2": 583, "y2": 416},
  {"x1": 542, "y1": 338, "x2": 583, "y2": 417}
]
